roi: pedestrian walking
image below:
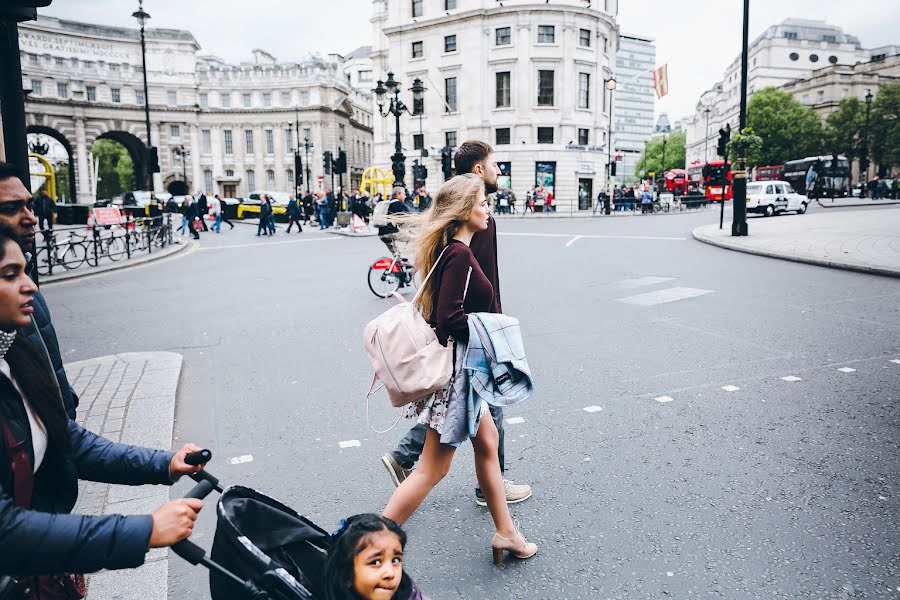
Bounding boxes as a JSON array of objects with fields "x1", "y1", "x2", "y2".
[
  {"x1": 178, "y1": 197, "x2": 191, "y2": 237},
  {"x1": 266, "y1": 196, "x2": 277, "y2": 235},
  {"x1": 382, "y1": 141, "x2": 532, "y2": 509},
  {"x1": 326, "y1": 189, "x2": 337, "y2": 228},
  {"x1": 317, "y1": 193, "x2": 329, "y2": 230},
  {"x1": 257, "y1": 198, "x2": 272, "y2": 236},
  {"x1": 185, "y1": 196, "x2": 201, "y2": 239},
  {"x1": 286, "y1": 196, "x2": 303, "y2": 233},
  {"x1": 217, "y1": 195, "x2": 235, "y2": 229},
  {"x1": 33, "y1": 190, "x2": 56, "y2": 232},
  {"x1": 210, "y1": 194, "x2": 222, "y2": 233},
  {"x1": 640, "y1": 188, "x2": 652, "y2": 213},
  {"x1": 544, "y1": 190, "x2": 553, "y2": 214},
  {"x1": 379, "y1": 173, "x2": 537, "y2": 565},
  {"x1": 196, "y1": 190, "x2": 210, "y2": 232}
]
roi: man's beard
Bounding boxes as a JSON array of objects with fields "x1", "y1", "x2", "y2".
[{"x1": 484, "y1": 180, "x2": 498, "y2": 194}]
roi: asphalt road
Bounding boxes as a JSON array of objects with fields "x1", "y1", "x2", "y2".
[{"x1": 43, "y1": 203, "x2": 900, "y2": 599}]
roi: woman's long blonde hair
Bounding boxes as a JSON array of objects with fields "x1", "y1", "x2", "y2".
[{"x1": 389, "y1": 173, "x2": 485, "y2": 318}]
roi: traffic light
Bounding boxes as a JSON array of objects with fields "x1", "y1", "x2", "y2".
[
  {"x1": 441, "y1": 147, "x2": 453, "y2": 181},
  {"x1": 717, "y1": 124, "x2": 731, "y2": 158},
  {"x1": 610, "y1": 161, "x2": 617, "y2": 177},
  {"x1": 334, "y1": 149, "x2": 347, "y2": 175},
  {"x1": 294, "y1": 153, "x2": 303, "y2": 185},
  {"x1": 323, "y1": 151, "x2": 332, "y2": 175},
  {"x1": 146, "y1": 146, "x2": 160, "y2": 173},
  {"x1": 1, "y1": 0, "x2": 52, "y2": 21}
]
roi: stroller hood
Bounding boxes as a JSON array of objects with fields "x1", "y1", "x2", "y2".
[{"x1": 210, "y1": 485, "x2": 331, "y2": 600}]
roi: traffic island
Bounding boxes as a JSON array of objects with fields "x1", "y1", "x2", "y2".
[{"x1": 692, "y1": 207, "x2": 900, "y2": 278}]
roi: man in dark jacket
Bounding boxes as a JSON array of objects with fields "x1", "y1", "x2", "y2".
[
  {"x1": 257, "y1": 198, "x2": 272, "y2": 236},
  {"x1": 196, "y1": 190, "x2": 209, "y2": 231},
  {"x1": 33, "y1": 190, "x2": 56, "y2": 231},
  {"x1": 0, "y1": 163, "x2": 79, "y2": 419},
  {"x1": 184, "y1": 198, "x2": 201, "y2": 240},
  {"x1": 286, "y1": 196, "x2": 302, "y2": 233}
]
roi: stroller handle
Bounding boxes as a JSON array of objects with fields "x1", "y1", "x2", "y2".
[{"x1": 185, "y1": 449, "x2": 212, "y2": 466}]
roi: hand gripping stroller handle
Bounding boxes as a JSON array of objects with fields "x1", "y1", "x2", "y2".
[
  {"x1": 171, "y1": 539, "x2": 206, "y2": 565},
  {"x1": 185, "y1": 449, "x2": 212, "y2": 466}
]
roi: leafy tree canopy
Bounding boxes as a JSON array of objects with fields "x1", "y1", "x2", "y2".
[
  {"x1": 635, "y1": 130, "x2": 686, "y2": 176},
  {"x1": 746, "y1": 87, "x2": 824, "y2": 165}
]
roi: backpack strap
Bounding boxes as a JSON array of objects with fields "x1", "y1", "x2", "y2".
[{"x1": 410, "y1": 244, "x2": 451, "y2": 306}]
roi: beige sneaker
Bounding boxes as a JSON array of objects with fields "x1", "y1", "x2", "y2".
[
  {"x1": 475, "y1": 479, "x2": 533, "y2": 506},
  {"x1": 381, "y1": 454, "x2": 413, "y2": 488}
]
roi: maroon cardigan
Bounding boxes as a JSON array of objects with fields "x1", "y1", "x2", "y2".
[
  {"x1": 469, "y1": 215, "x2": 501, "y2": 312},
  {"x1": 428, "y1": 241, "x2": 497, "y2": 345}
]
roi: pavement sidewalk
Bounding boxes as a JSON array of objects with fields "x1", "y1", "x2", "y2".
[
  {"x1": 813, "y1": 197, "x2": 900, "y2": 209},
  {"x1": 67, "y1": 352, "x2": 183, "y2": 600},
  {"x1": 693, "y1": 207, "x2": 900, "y2": 277}
]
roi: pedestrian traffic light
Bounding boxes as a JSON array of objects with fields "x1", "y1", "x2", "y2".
[
  {"x1": 146, "y1": 146, "x2": 160, "y2": 173},
  {"x1": 441, "y1": 147, "x2": 453, "y2": 181},
  {"x1": 323, "y1": 151, "x2": 332, "y2": 175},
  {"x1": 717, "y1": 124, "x2": 731, "y2": 158},
  {"x1": 610, "y1": 161, "x2": 617, "y2": 177},
  {"x1": 294, "y1": 153, "x2": 303, "y2": 184},
  {"x1": 335, "y1": 149, "x2": 347, "y2": 175}
]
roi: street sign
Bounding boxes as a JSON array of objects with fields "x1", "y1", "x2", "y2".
[{"x1": 92, "y1": 207, "x2": 122, "y2": 225}]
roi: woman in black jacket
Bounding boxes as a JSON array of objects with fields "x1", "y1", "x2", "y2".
[{"x1": 0, "y1": 224, "x2": 207, "y2": 594}]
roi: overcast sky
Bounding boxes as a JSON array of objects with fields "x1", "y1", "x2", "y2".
[{"x1": 40, "y1": 1, "x2": 898, "y2": 121}]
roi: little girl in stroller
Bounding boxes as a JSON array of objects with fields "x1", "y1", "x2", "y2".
[{"x1": 325, "y1": 514, "x2": 428, "y2": 600}]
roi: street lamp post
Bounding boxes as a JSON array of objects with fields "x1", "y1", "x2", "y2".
[
  {"x1": 132, "y1": 0, "x2": 154, "y2": 193},
  {"x1": 731, "y1": 0, "x2": 750, "y2": 237},
  {"x1": 860, "y1": 88, "x2": 873, "y2": 198},
  {"x1": 373, "y1": 72, "x2": 425, "y2": 189},
  {"x1": 174, "y1": 145, "x2": 188, "y2": 187},
  {"x1": 605, "y1": 78, "x2": 616, "y2": 215},
  {"x1": 703, "y1": 106, "x2": 711, "y2": 163}
]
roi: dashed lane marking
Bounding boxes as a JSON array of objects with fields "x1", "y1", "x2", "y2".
[
  {"x1": 505, "y1": 417, "x2": 525, "y2": 425},
  {"x1": 339, "y1": 439, "x2": 361, "y2": 449},
  {"x1": 613, "y1": 276, "x2": 676, "y2": 289},
  {"x1": 721, "y1": 385, "x2": 740, "y2": 392},
  {"x1": 891, "y1": 359, "x2": 900, "y2": 365},
  {"x1": 837, "y1": 367, "x2": 857, "y2": 373},
  {"x1": 229, "y1": 454, "x2": 253, "y2": 465},
  {"x1": 565, "y1": 235, "x2": 582, "y2": 247},
  {"x1": 498, "y1": 232, "x2": 686, "y2": 241},
  {"x1": 655, "y1": 396, "x2": 674, "y2": 403},
  {"x1": 617, "y1": 286, "x2": 714, "y2": 306},
  {"x1": 583, "y1": 405, "x2": 603, "y2": 413},
  {"x1": 781, "y1": 376, "x2": 803, "y2": 382}
]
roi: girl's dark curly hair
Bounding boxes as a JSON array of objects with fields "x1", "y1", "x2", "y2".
[{"x1": 324, "y1": 513, "x2": 413, "y2": 600}]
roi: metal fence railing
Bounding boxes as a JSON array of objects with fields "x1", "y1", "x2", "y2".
[{"x1": 35, "y1": 214, "x2": 175, "y2": 277}]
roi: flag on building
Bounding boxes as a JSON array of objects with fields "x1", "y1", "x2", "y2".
[{"x1": 653, "y1": 64, "x2": 669, "y2": 99}]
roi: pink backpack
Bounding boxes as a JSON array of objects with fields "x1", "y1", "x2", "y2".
[{"x1": 363, "y1": 246, "x2": 470, "y2": 432}]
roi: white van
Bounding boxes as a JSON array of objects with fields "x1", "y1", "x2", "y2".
[{"x1": 746, "y1": 180, "x2": 809, "y2": 216}]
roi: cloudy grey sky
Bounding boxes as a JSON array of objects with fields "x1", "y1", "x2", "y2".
[{"x1": 40, "y1": 1, "x2": 898, "y2": 121}]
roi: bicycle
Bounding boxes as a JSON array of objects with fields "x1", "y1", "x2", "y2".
[
  {"x1": 34, "y1": 229, "x2": 87, "y2": 275},
  {"x1": 368, "y1": 251, "x2": 415, "y2": 298},
  {"x1": 84, "y1": 228, "x2": 126, "y2": 266}
]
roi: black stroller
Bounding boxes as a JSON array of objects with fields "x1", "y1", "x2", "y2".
[{"x1": 172, "y1": 451, "x2": 332, "y2": 599}]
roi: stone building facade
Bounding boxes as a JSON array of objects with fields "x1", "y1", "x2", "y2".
[
  {"x1": 371, "y1": 0, "x2": 620, "y2": 212},
  {"x1": 18, "y1": 16, "x2": 373, "y2": 203}
]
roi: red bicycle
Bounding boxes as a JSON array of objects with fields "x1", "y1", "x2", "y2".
[{"x1": 367, "y1": 252, "x2": 415, "y2": 298}]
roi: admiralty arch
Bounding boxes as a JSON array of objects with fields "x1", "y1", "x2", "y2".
[{"x1": 19, "y1": 15, "x2": 374, "y2": 202}]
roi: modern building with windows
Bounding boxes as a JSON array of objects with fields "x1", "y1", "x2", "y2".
[
  {"x1": 613, "y1": 33, "x2": 655, "y2": 185},
  {"x1": 18, "y1": 16, "x2": 373, "y2": 202},
  {"x1": 683, "y1": 18, "x2": 871, "y2": 167},
  {"x1": 371, "y1": 0, "x2": 620, "y2": 211}
]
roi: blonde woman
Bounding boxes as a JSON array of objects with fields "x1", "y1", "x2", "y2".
[{"x1": 382, "y1": 174, "x2": 537, "y2": 565}]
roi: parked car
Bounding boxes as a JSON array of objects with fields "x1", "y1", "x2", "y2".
[{"x1": 746, "y1": 181, "x2": 808, "y2": 216}]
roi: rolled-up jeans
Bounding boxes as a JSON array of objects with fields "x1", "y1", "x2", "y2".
[{"x1": 391, "y1": 404, "x2": 505, "y2": 475}]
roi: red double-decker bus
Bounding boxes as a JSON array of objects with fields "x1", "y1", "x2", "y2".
[
  {"x1": 663, "y1": 169, "x2": 688, "y2": 195},
  {"x1": 687, "y1": 162, "x2": 703, "y2": 193},
  {"x1": 702, "y1": 160, "x2": 732, "y2": 201},
  {"x1": 755, "y1": 165, "x2": 784, "y2": 182}
]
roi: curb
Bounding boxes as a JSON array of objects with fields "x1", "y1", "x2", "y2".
[
  {"x1": 692, "y1": 226, "x2": 900, "y2": 279},
  {"x1": 66, "y1": 352, "x2": 184, "y2": 600},
  {"x1": 40, "y1": 239, "x2": 192, "y2": 284},
  {"x1": 815, "y1": 199, "x2": 900, "y2": 209}
]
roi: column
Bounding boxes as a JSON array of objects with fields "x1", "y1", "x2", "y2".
[
  {"x1": 74, "y1": 117, "x2": 92, "y2": 203},
  {"x1": 190, "y1": 124, "x2": 201, "y2": 193}
]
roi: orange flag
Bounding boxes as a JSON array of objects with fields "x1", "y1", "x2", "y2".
[{"x1": 653, "y1": 64, "x2": 669, "y2": 99}]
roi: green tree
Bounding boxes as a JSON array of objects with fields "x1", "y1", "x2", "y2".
[
  {"x1": 747, "y1": 87, "x2": 824, "y2": 165},
  {"x1": 824, "y1": 97, "x2": 863, "y2": 159},
  {"x1": 634, "y1": 130, "x2": 686, "y2": 176},
  {"x1": 54, "y1": 161, "x2": 70, "y2": 203},
  {"x1": 870, "y1": 83, "x2": 900, "y2": 171},
  {"x1": 92, "y1": 139, "x2": 134, "y2": 200}
]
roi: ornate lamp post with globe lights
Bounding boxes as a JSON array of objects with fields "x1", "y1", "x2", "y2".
[
  {"x1": 132, "y1": 0, "x2": 156, "y2": 193},
  {"x1": 373, "y1": 72, "x2": 425, "y2": 189}
]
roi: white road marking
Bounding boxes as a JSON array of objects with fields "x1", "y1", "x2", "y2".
[
  {"x1": 613, "y1": 276, "x2": 676, "y2": 289},
  {"x1": 617, "y1": 287, "x2": 714, "y2": 306},
  {"x1": 781, "y1": 376, "x2": 803, "y2": 382},
  {"x1": 721, "y1": 385, "x2": 740, "y2": 392},
  {"x1": 891, "y1": 359, "x2": 900, "y2": 365},
  {"x1": 565, "y1": 235, "x2": 582, "y2": 247},
  {"x1": 837, "y1": 367, "x2": 856, "y2": 373},
  {"x1": 229, "y1": 454, "x2": 253, "y2": 465},
  {"x1": 199, "y1": 237, "x2": 339, "y2": 251},
  {"x1": 498, "y1": 232, "x2": 686, "y2": 241},
  {"x1": 655, "y1": 396, "x2": 674, "y2": 403},
  {"x1": 339, "y1": 439, "x2": 361, "y2": 449},
  {"x1": 583, "y1": 405, "x2": 603, "y2": 413},
  {"x1": 505, "y1": 417, "x2": 525, "y2": 425}
]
